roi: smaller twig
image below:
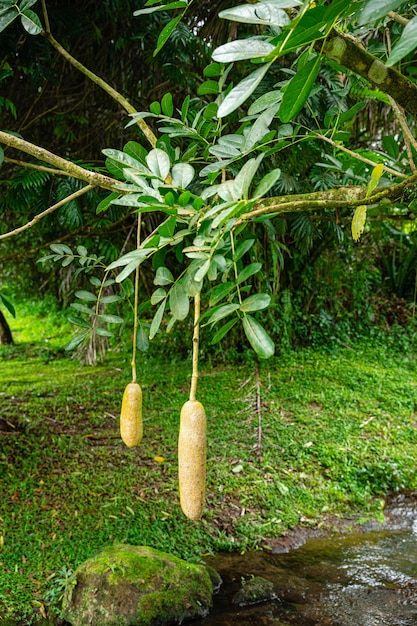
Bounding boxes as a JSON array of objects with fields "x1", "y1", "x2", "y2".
[
  {"x1": 316, "y1": 133, "x2": 408, "y2": 179},
  {"x1": 388, "y1": 96, "x2": 417, "y2": 173},
  {"x1": 189, "y1": 292, "x2": 201, "y2": 402},
  {"x1": 41, "y1": 0, "x2": 50, "y2": 33},
  {"x1": 4, "y1": 157, "x2": 70, "y2": 177},
  {"x1": 0, "y1": 184, "x2": 94, "y2": 240},
  {"x1": 131, "y1": 215, "x2": 142, "y2": 384},
  {"x1": 387, "y1": 11, "x2": 409, "y2": 26},
  {"x1": 40, "y1": 3, "x2": 157, "y2": 149},
  {"x1": 255, "y1": 365, "x2": 262, "y2": 455}
]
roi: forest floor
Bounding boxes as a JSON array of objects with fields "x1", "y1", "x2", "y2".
[{"x1": 2, "y1": 301, "x2": 417, "y2": 623}]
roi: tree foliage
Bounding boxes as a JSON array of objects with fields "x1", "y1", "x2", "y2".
[{"x1": 1, "y1": 0, "x2": 417, "y2": 359}]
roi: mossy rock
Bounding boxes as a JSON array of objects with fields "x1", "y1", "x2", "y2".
[
  {"x1": 62, "y1": 544, "x2": 219, "y2": 626},
  {"x1": 232, "y1": 575, "x2": 276, "y2": 607}
]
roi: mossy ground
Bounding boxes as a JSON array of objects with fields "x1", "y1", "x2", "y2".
[{"x1": 2, "y1": 301, "x2": 417, "y2": 623}]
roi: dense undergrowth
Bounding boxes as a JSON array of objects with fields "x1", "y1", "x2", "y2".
[{"x1": 1, "y1": 301, "x2": 417, "y2": 623}]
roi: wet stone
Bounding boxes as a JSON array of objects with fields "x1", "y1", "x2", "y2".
[{"x1": 232, "y1": 575, "x2": 277, "y2": 607}]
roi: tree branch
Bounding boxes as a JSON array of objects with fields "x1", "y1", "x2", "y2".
[
  {"x1": 0, "y1": 185, "x2": 94, "y2": 241},
  {"x1": 0, "y1": 131, "x2": 118, "y2": 190},
  {"x1": 388, "y1": 96, "x2": 417, "y2": 173},
  {"x1": 387, "y1": 11, "x2": 409, "y2": 26},
  {"x1": 320, "y1": 30, "x2": 417, "y2": 119},
  {"x1": 4, "y1": 157, "x2": 73, "y2": 177},
  {"x1": 236, "y1": 172, "x2": 417, "y2": 225},
  {"x1": 314, "y1": 133, "x2": 407, "y2": 179},
  {"x1": 40, "y1": 0, "x2": 157, "y2": 149}
]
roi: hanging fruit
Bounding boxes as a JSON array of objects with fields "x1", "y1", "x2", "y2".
[
  {"x1": 178, "y1": 399, "x2": 206, "y2": 520},
  {"x1": 120, "y1": 381, "x2": 143, "y2": 448}
]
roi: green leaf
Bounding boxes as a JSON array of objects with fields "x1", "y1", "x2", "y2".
[
  {"x1": 70, "y1": 303, "x2": 95, "y2": 315},
  {"x1": 0, "y1": 1, "x2": 16, "y2": 10},
  {"x1": 98, "y1": 314, "x2": 124, "y2": 324},
  {"x1": 75, "y1": 290, "x2": 97, "y2": 302},
  {"x1": 50, "y1": 243, "x2": 73, "y2": 255},
  {"x1": 155, "y1": 266, "x2": 174, "y2": 285},
  {"x1": 382, "y1": 135, "x2": 400, "y2": 160},
  {"x1": 237, "y1": 262, "x2": 262, "y2": 283},
  {"x1": 158, "y1": 215, "x2": 177, "y2": 238},
  {"x1": 248, "y1": 90, "x2": 282, "y2": 116},
  {"x1": 233, "y1": 239, "x2": 255, "y2": 263},
  {"x1": 20, "y1": 0, "x2": 38, "y2": 10},
  {"x1": 65, "y1": 332, "x2": 88, "y2": 351},
  {"x1": 124, "y1": 141, "x2": 148, "y2": 164},
  {"x1": 171, "y1": 163, "x2": 194, "y2": 188},
  {"x1": 133, "y1": 1, "x2": 187, "y2": 16},
  {"x1": 219, "y1": 3, "x2": 291, "y2": 26},
  {"x1": 279, "y1": 55, "x2": 321, "y2": 123},
  {"x1": 217, "y1": 62, "x2": 272, "y2": 118},
  {"x1": 68, "y1": 315, "x2": 92, "y2": 329},
  {"x1": 0, "y1": 293, "x2": 15, "y2": 317},
  {"x1": 102, "y1": 148, "x2": 150, "y2": 174},
  {"x1": 100, "y1": 294, "x2": 122, "y2": 304},
  {"x1": 95, "y1": 327, "x2": 113, "y2": 337},
  {"x1": 149, "y1": 300, "x2": 166, "y2": 339},
  {"x1": 0, "y1": 7, "x2": 18, "y2": 33},
  {"x1": 206, "y1": 303, "x2": 240, "y2": 325},
  {"x1": 337, "y1": 102, "x2": 367, "y2": 126},
  {"x1": 198, "y1": 80, "x2": 219, "y2": 95},
  {"x1": 272, "y1": 9, "x2": 327, "y2": 55},
  {"x1": 107, "y1": 248, "x2": 156, "y2": 271},
  {"x1": 150, "y1": 101, "x2": 161, "y2": 115},
  {"x1": 213, "y1": 39, "x2": 275, "y2": 63},
  {"x1": 97, "y1": 192, "x2": 119, "y2": 214},
  {"x1": 194, "y1": 258, "x2": 210, "y2": 282},
  {"x1": 21, "y1": 9, "x2": 42, "y2": 35},
  {"x1": 154, "y1": 14, "x2": 182, "y2": 57},
  {"x1": 358, "y1": 0, "x2": 405, "y2": 26},
  {"x1": 387, "y1": 16, "x2": 417, "y2": 66},
  {"x1": 211, "y1": 317, "x2": 238, "y2": 344},
  {"x1": 240, "y1": 293, "x2": 271, "y2": 312},
  {"x1": 161, "y1": 92, "x2": 174, "y2": 117},
  {"x1": 243, "y1": 106, "x2": 276, "y2": 152},
  {"x1": 233, "y1": 155, "x2": 264, "y2": 199},
  {"x1": 151, "y1": 288, "x2": 167, "y2": 305},
  {"x1": 204, "y1": 62, "x2": 222, "y2": 77},
  {"x1": 169, "y1": 282, "x2": 189, "y2": 320},
  {"x1": 136, "y1": 325, "x2": 149, "y2": 351},
  {"x1": 146, "y1": 148, "x2": 170, "y2": 179},
  {"x1": 0, "y1": 145, "x2": 4, "y2": 168},
  {"x1": 209, "y1": 282, "x2": 236, "y2": 306},
  {"x1": 254, "y1": 168, "x2": 281, "y2": 198},
  {"x1": 242, "y1": 314, "x2": 275, "y2": 359}
]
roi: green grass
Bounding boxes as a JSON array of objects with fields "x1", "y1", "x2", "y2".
[{"x1": 2, "y1": 303, "x2": 417, "y2": 623}]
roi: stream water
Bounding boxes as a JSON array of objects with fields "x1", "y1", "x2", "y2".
[{"x1": 197, "y1": 494, "x2": 417, "y2": 626}]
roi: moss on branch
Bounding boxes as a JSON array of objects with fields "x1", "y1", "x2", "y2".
[
  {"x1": 237, "y1": 173, "x2": 417, "y2": 224},
  {"x1": 0, "y1": 131, "x2": 118, "y2": 191},
  {"x1": 320, "y1": 30, "x2": 417, "y2": 119}
]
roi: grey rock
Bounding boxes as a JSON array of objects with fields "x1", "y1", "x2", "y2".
[{"x1": 62, "y1": 544, "x2": 220, "y2": 626}]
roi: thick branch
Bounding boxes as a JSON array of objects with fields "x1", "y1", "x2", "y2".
[
  {"x1": 236, "y1": 173, "x2": 417, "y2": 224},
  {"x1": 320, "y1": 30, "x2": 417, "y2": 119},
  {"x1": 0, "y1": 131, "x2": 118, "y2": 191}
]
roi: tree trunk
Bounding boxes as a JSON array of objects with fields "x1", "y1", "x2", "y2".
[{"x1": 0, "y1": 308, "x2": 14, "y2": 345}]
